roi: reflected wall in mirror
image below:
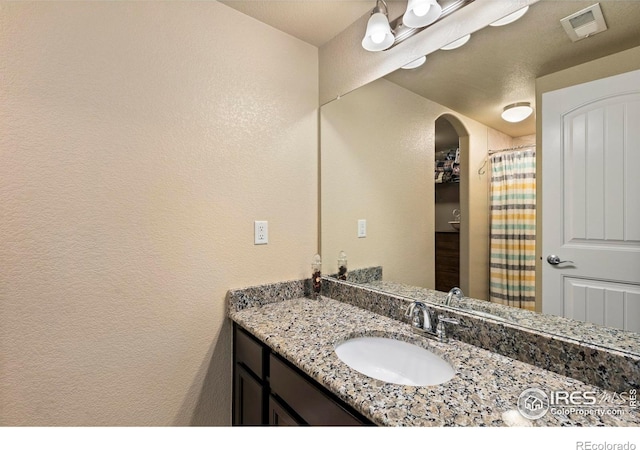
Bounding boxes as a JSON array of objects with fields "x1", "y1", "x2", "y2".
[
  {"x1": 321, "y1": 76, "x2": 515, "y2": 301},
  {"x1": 320, "y1": 0, "x2": 640, "y2": 350}
]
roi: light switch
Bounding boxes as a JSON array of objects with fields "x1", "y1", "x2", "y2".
[{"x1": 358, "y1": 219, "x2": 366, "y2": 238}]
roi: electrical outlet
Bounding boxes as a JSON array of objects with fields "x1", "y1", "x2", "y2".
[
  {"x1": 358, "y1": 219, "x2": 366, "y2": 238},
  {"x1": 254, "y1": 220, "x2": 268, "y2": 245}
]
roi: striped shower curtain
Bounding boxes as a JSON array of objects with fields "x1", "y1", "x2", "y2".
[{"x1": 489, "y1": 149, "x2": 536, "y2": 310}]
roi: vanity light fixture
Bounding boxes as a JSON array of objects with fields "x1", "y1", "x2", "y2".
[
  {"x1": 440, "y1": 34, "x2": 471, "y2": 50},
  {"x1": 501, "y1": 102, "x2": 533, "y2": 123},
  {"x1": 489, "y1": 5, "x2": 529, "y2": 27},
  {"x1": 403, "y1": 0, "x2": 442, "y2": 29},
  {"x1": 362, "y1": 0, "x2": 395, "y2": 52},
  {"x1": 362, "y1": 0, "x2": 474, "y2": 52},
  {"x1": 401, "y1": 55, "x2": 427, "y2": 69}
]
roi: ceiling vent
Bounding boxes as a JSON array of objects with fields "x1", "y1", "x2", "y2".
[{"x1": 561, "y1": 3, "x2": 607, "y2": 42}]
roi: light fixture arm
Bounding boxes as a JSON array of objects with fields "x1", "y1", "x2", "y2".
[{"x1": 371, "y1": 0, "x2": 389, "y2": 17}]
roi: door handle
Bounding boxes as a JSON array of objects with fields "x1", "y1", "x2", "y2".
[{"x1": 546, "y1": 255, "x2": 574, "y2": 265}]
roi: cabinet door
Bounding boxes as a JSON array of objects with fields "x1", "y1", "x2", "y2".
[
  {"x1": 268, "y1": 396, "x2": 302, "y2": 426},
  {"x1": 269, "y1": 354, "x2": 366, "y2": 426},
  {"x1": 234, "y1": 326, "x2": 265, "y2": 379},
  {"x1": 233, "y1": 364, "x2": 264, "y2": 426}
]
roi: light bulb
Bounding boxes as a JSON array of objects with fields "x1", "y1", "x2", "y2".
[
  {"x1": 371, "y1": 32, "x2": 385, "y2": 44},
  {"x1": 413, "y1": 3, "x2": 430, "y2": 17},
  {"x1": 362, "y1": 11, "x2": 394, "y2": 51},
  {"x1": 403, "y1": 0, "x2": 441, "y2": 29}
]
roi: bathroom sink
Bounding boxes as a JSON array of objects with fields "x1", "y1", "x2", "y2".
[
  {"x1": 334, "y1": 336, "x2": 455, "y2": 386},
  {"x1": 448, "y1": 220, "x2": 461, "y2": 231}
]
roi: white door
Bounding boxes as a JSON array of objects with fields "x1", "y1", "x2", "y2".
[{"x1": 542, "y1": 69, "x2": 640, "y2": 333}]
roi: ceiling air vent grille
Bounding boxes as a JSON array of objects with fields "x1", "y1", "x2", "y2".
[{"x1": 560, "y1": 3, "x2": 608, "y2": 42}]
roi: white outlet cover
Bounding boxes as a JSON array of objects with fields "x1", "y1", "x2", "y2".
[{"x1": 254, "y1": 220, "x2": 268, "y2": 245}]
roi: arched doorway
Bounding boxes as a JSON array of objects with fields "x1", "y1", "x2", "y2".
[
  {"x1": 434, "y1": 116, "x2": 461, "y2": 291},
  {"x1": 434, "y1": 113, "x2": 486, "y2": 299}
]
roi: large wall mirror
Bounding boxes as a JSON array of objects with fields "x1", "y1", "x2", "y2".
[{"x1": 320, "y1": 0, "x2": 640, "y2": 355}]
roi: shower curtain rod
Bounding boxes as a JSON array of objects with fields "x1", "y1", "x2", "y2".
[
  {"x1": 478, "y1": 144, "x2": 536, "y2": 175},
  {"x1": 488, "y1": 144, "x2": 536, "y2": 155}
]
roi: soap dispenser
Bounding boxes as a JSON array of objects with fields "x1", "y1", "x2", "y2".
[
  {"x1": 311, "y1": 253, "x2": 322, "y2": 297},
  {"x1": 337, "y1": 250, "x2": 347, "y2": 281}
]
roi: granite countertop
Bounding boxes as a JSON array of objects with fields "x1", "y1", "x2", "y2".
[{"x1": 229, "y1": 295, "x2": 640, "y2": 427}]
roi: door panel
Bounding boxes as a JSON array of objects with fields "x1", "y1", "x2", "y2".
[
  {"x1": 563, "y1": 278, "x2": 640, "y2": 332},
  {"x1": 542, "y1": 69, "x2": 640, "y2": 331},
  {"x1": 627, "y1": 100, "x2": 640, "y2": 240},
  {"x1": 564, "y1": 95, "x2": 640, "y2": 245}
]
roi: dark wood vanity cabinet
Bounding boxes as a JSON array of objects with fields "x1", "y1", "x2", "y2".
[
  {"x1": 234, "y1": 364, "x2": 264, "y2": 425},
  {"x1": 233, "y1": 324, "x2": 268, "y2": 425},
  {"x1": 232, "y1": 324, "x2": 372, "y2": 426},
  {"x1": 435, "y1": 231, "x2": 460, "y2": 292}
]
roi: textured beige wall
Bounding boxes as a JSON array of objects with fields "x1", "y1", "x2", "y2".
[
  {"x1": 321, "y1": 79, "x2": 435, "y2": 287},
  {"x1": 321, "y1": 78, "x2": 492, "y2": 299},
  {"x1": 0, "y1": 2, "x2": 318, "y2": 426},
  {"x1": 534, "y1": 45, "x2": 640, "y2": 311},
  {"x1": 463, "y1": 120, "x2": 494, "y2": 300}
]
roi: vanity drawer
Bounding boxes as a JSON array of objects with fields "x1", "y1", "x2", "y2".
[
  {"x1": 269, "y1": 354, "x2": 365, "y2": 426},
  {"x1": 235, "y1": 326, "x2": 265, "y2": 379}
]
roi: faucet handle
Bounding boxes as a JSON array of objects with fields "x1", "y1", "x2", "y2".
[
  {"x1": 438, "y1": 316, "x2": 459, "y2": 325},
  {"x1": 404, "y1": 302, "x2": 415, "y2": 318},
  {"x1": 436, "y1": 315, "x2": 459, "y2": 343}
]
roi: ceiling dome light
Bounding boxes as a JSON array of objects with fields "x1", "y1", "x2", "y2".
[
  {"x1": 440, "y1": 34, "x2": 471, "y2": 50},
  {"x1": 501, "y1": 102, "x2": 534, "y2": 122},
  {"x1": 401, "y1": 56, "x2": 427, "y2": 69},
  {"x1": 490, "y1": 6, "x2": 529, "y2": 27},
  {"x1": 362, "y1": 1, "x2": 394, "y2": 51},
  {"x1": 403, "y1": 0, "x2": 442, "y2": 29}
]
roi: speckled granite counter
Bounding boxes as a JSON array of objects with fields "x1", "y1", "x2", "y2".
[
  {"x1": 323, "y1": 277, "x2": 640, "y2": 393},
  {"x1": 228, "y1": 282, "x2": 640, "y2": 427}
]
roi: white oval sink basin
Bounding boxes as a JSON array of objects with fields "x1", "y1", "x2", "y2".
[{"x1": 335, "y1": 336, "x2": 455, "y2": 386}]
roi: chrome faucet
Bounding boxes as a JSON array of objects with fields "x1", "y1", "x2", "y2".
[
  {"x1": 444, "y1": 287, "x2": 463, "y2": 306},
  {"x1": 404, "y1": 301, "x2": 459, "y2": 342},
  {"x1": 404, "y1": 301, "x2": 434, "y2": 333}
]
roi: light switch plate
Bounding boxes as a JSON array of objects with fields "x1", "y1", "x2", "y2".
[{"x1": 358, "y1": 219, "x2": 366, "y2": 238}]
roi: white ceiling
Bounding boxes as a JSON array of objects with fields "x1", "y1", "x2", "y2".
[{"x1": 222, "y1": 0, "x2": 640, "y2": 137}]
